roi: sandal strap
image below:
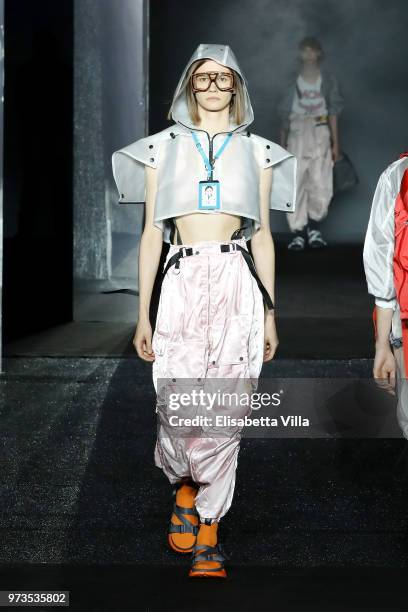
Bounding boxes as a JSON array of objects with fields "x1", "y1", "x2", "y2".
[
  {"x1": 169, "y1": 502, "x2": 198, "y2": 536},
  {"x1": 174, "y1": 503, "x2": 198, "y2": 516},
  {"x1": 169, "y1": 523, "x2": 199, "y2": 535},
  {"x1": 191, "y1": 544, "x2": 225, "y2": 564}
]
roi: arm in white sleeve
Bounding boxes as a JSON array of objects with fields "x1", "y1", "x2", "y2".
[{"x1": 363, "y1": 170, "x2": 397, "y2": 311}]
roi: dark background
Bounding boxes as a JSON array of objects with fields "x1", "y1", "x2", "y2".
[
  {"x1": 3, "y1": 0, "x2": 408, "y2": 341},
  {"x1": 3, "y1": 0, "x2": 73, "y2": 343}
]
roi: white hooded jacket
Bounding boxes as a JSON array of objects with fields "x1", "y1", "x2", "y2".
[{"x1": 111, "y1": 43, "x2": 297, "y2": 244}]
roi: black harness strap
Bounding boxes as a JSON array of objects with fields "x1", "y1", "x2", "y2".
[
  {"x1": 162, "y1": 230, "x2": 274, "y2": 312},
  {"x1": 221, "y1": 243, "x2": 274, "y2": 311},
  {"x1": 162, "y1": 247, "x2": 193, "y2": 277}
]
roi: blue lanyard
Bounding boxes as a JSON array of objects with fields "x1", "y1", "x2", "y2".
[{"x1": 191, "y1": 131, "x2": 233, "y2": 180}]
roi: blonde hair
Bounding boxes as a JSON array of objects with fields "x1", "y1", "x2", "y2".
[{"x1": 167, "y1": 59, "x2": 246, "y2": 126}]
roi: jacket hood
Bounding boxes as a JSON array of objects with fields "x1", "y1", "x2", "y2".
[{"x1": 168, "y1": 43, "x2": 254, "y2": 133}]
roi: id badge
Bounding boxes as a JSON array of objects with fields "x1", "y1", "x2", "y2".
[{"x1": 198, "y1": 180, "x2": 220, "y2": 210}]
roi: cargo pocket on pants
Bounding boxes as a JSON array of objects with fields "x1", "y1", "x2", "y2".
[
  {"x1": 210, "y1": 316, "x2": 249, "y2": 370},
  {"x1": 162, "y1": 341, "x2": 206, "y2": 434},
  {"x1": 208, "y1": 317, "x2": 252, "y2": 425}
]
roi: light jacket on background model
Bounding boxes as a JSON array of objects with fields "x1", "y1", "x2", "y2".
[{"x1": 278, "y1": 68, "x2": 344, "y2": 133}]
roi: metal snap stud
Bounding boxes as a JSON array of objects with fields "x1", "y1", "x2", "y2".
[
  {"x1": 172, "y1": 378, "x2": 176, "y2": 382},
  {"x1": 266, "y1": 144, "x2": 270, "y2": 149},
  {"x1": 286, "y1": 202, "x2": 291, "y2": 207},
  {"x1": 149, "y1": 144, "x2": 153, "y2": 149},
  {"x1": 121, "y1": 193, "x2": 124, "y2": 198},
  {"x1": 150, "y1": 157, "x2": 155, "y2": 162},
  {"x1": 197, "y1": 378, "x2": 201, "y2": 382},
  {"x1": 212, "y1": 360, "x2": 216, "y2": 365},
  {"x1": 266, "y1": 158, "x2": 270, "y2": 163},
  {"x1": 239, "y1": 357, "x2": 244, "y2": 361}
]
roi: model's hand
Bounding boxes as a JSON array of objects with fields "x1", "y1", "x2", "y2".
[
  {"x1": 263, "y1": 313, "x2": 278, "y2": 362},
  {"x1": 133, "y1": 317, "x2": 155, "y2": 362},
  {"x1": 332, "y1": 143, "x2": 341, "y2": 163},
  {"x1": 373, "y1": 343, "x2": 396, "y2": 395}
]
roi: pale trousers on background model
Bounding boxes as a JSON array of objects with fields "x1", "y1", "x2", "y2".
[{"x1": 286, "y1": 115, "x2": 334, "y2": 232}]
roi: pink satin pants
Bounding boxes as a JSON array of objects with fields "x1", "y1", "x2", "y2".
[{"x1": 151, "y1": 237, "x2": 265, "y2": 522}]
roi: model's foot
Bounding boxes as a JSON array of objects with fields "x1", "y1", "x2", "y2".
[
  {"x1": 189, "y1": 522, "x2": 227, "y2": 578},
  {"x1": 307, "y1": 226, "x2": 327, "y2": 248},
  {"x1": 288, "y1": 229, "x2": 306, "y2": 251},
  {"x1": 168, "y1": 482, "x2": 199, "y2": 553}
]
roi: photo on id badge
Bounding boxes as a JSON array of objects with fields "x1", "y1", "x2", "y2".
[{"x1": 198, "y1": 180, "x2": 221, "y2": 210}]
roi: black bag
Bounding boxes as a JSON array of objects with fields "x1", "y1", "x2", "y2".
[{"x1": 333, "y1": 152, "x2": 359, "y2": 194}]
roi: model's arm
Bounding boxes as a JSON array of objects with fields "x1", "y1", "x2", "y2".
[
  {"x1": 363, "y1": 170, "x2": 396, "y2": 382},
  {"x1": 328, "y1": 114, "x2": 340, "y2": 162},
  {"x1": 373, "y1": 306, "x2": 395, "y2": 381},
  {"x1": 250, "y1": 166, "x2": 278, "y2": 362},
  {"x1": 326, "y1": 72, "x2": 344, "y2": 163},
  {"x1": 277, "y1": 83, "x2": 291, "y2": 148},
  {"x1": 133, "y1": 165, "x2": 164, "y2": 361},
  {"x1": 280, "y1": 128, "x2": 288, "y2": 149}
]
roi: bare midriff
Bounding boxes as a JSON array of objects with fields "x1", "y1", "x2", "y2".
[{"x1": 171, "y1": 211, "x2": 242, "y2": 246}]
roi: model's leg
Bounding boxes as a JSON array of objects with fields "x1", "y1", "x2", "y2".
[
  {"x1": 167, "y1": 478, "x2": 199, "y2": 553},
  {"x1": 152, "y1": 258, "x2": 208, "y2": 552},
  {"x1": 189, "y1": 246, "x2": 265, "y2": 576},
  {"x1": 286, "y1": 119, "x2": 311, "y2": 249},
  {"x1": 153, "y1": 346, "x2": 200, "y2": 552},
  {"x1": 190, "y1": 435, "x2": 241, "y2": 521},
  {"x1": 286, "y1": 155, "x2": 309, "y2": 239},
  {"x1": 306, "y1": 123, "x2": 333, "y2": 248}
]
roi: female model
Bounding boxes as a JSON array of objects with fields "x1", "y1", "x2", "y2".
[
  {"x1": 279, "y1": 36, "x2": 344, "y2": 251},
  {"x1": 112, "y1": 43, "x2": 296, "y2": 578}
]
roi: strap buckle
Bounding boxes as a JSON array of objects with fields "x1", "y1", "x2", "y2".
[
  {"x1": 179, "y1": 247, "x2": 193, "y2": 257},
  {"x1": 220, "y1": 243, "x2": 237, "y2": 253},
  {"x1": 173, "y1": 246, "x2": 194, "y2": 273}
]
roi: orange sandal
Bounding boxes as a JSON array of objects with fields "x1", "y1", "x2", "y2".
[
  {"x1": 188, "y1": 544, "x2": 227, "y2": 578},
  {"x1": 168, "y1": 502, "x2": 199, "y2": 553}
]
